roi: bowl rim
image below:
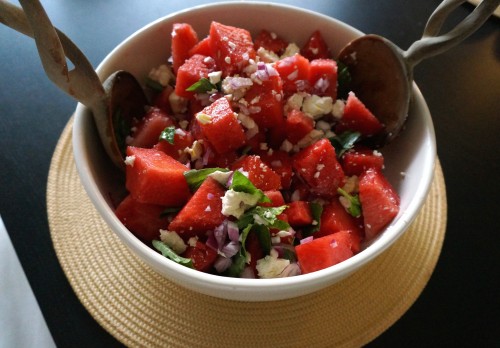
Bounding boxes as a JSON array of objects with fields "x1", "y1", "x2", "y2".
[{"x1": 72, "y1": 1, "x2": 437, "y2": 296}]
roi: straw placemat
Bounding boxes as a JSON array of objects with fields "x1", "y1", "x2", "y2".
[{"x1": 47, "y1": 119, "x2": 447, "y2": 348}]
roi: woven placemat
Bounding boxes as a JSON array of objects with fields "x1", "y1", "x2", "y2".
[{"x1": 47, "y1": 119, "x2": 447, "y2": 348}]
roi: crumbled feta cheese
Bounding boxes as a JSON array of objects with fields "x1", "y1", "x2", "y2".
[
  {"x1": 332, "y1": 99, "x2": 346, "y2": 119},
  {"x1": 281, "y1": 43, "x2": 300, "y2": 58},
  {"x1": 256, "y1": 252, "x2": 290, "y2": 279},
  {"x1": 169, "y1": 92, "x2": 188, "y2": 114},
  {"x1": 295, "y1": 129, "x2": 325, "y2": 150},
  {"x1": 225, "y1": 56, "x2": 232, "y2": 64},
  {"x1": 285, "y1": 93, "x2": 306, "y2": 112},
  {"x1": 159, "y1": 230, "x2": 187, "y2": 254},
  {"x1": 315, "y1": 120, "x2": 331, "y2": 131},
  {"x1": 124, "y1": 155, "x2": 136, "y2": 167},
  {"x1": 280, "y1": 139, "x2": 294, "y2": 152},
  {"x1": 208, "y1": 170, "x2": 233, "y2": 186},
  {"x1": 178, "y1": 120, "x2": 189, "y2": 130},
  {"x1": 257, "y1": 47, "x2": 279, "y2": 63},
  {"x1": 237, "y1": 112, "x2": 258, "y2": 130},
  {"x1": 221, "y1": 189, "x2": 260, "y2": 219},
  {"x1": 187, "y1": 236, "x2": 198, "y2": 247},
  {"x1": 208, "y1": 71, "x2": 222, "y2": 85},
  {"x1": 302, "y1": 95, "x2": 333, "y2": 119},
  {"x1": 185, "y1": 140, "x2": 204, "y2": 161},
  {"x1": 148, "y1": 64, "x2": 174, "y2": 86},
  {"x1": 287, "y1": 69, "x2": 298, "y2": 81},
  {"x1": 342, "y1": 176, "x2": 359, "y2": 194},
  {"x1": 259, "y1": 142, "x2": 268, "y2": 151},
  {"x1": 196, "y1": 112, "x2": 212, "y2": 124}
]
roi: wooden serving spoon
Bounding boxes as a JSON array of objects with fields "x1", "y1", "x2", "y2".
[
  {"x1": 0, "y1": 0, "x2": 148, "y2": 169},
  {"x1": 338, "y1": 0, "x2": 499, "y2": 146}
]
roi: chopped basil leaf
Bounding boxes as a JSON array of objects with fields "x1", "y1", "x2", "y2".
[
  {"x1": 336, "y1": 60, "x2": 351, "y2": 100},
  {"x1": 184, "y1": 168, "x2": 229, "y2": 191},
  {"x1": 329, "y1": 131, "x2": 361, "y2": 158},
  {"x1": 223, "y1": 252, "x2": 247, "y2": 277},
  {"x1": 282, "y1": 248, "x2": 297, "y2": 263},
  {"x1": 337, "y1": 188, "x2": 362, "y2": 218},
  {"x1": 230, "y1": 170, "x2": 271, "y2": 204},
  {"x1": 152, "y1": 240, "x2": 194, "y2": 269},
  {"x1": 145, "y1": 77, "x2": 164, "y2": 92},
  {"x1": 253, "y1": 224, "x2": 272, "y2": 256},
  {"x1": 159, "y1": 126, "x2": 176, "y2": 144},
  {"x1": 236, "y1": 205, "x2": 289, "y2": 230},
  {"x1": 186, "y1": 77, "x2": 220, "y2": 93},
  {"x1": 302, "y1": 202, "x2": 323, "y2": 237},
  {"x1": 160, "y1": 206, "x2": 181, "y2": 217},
  {"x1": 240, "y1": 224, "x2": 253, "y2": 256}
]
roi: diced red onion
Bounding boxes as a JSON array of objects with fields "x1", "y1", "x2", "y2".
[
  {"x1": 240, "y1": 266, "x2": 256, "y2": 278},
  {"x1": 214, "y1": 255, "x2": 232, "y2": 273},
  {"x1": 207, "y1": 193, "x2": 215, "y2": 200},
  {"x1": 227, "y1": 221, "x2": 240, "y2": 242},
  {"x1": 279, "y1": 263, "x2": 301, "y2": 277},
  {"x1": 202, "y1": 145, "x2": 212, "y2": 166},
  {"x1": 226, "y1": 171, "x2": 235, "y2": 187},
  {"x1": 221, "y1": 241, "x2": 240, "y2": 258},
  {"x1": 205, "y1": 232, "x2": 218, "y2": 251},
  {"x1": 300, "y1": 236, "x2": 314, "y2": 244},
  {"x1": 314, "y1": 77, "x2": 330, "y2": 93},
  {"x1": 213, "y1": 220, "x2": 228, "y2": 249},
  {"x1": 229, "y1": 77, "x2": 253, "y2": 89},
  {"x1": 295, "y1": 79, "x2": 309, "y2": 91}
]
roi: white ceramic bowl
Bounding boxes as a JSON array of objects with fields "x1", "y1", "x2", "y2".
[{"x1": 73, "y1": 2, "x2": 436, "y2": 301}]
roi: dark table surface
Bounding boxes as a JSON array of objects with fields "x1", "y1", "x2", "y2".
[{"x1": 1, "y1": 0, "x2": 499, "y2": 347}]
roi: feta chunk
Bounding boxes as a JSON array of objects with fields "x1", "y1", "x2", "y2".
[
  {"x1": 281, "y1": 43, "x2": 300, "y2": 58},
  {"x1": 256, "y1": 250, "x2": 290, "y2": 278},
  {"x1": 302, "y1": 95, "x2": 333, "y2": 119},
  {"x1": 196, "y1": 112, "x2": 212, "y2": 124},
  {"x1": 208, "y1": 170, "x2": 233, "y2": 186},
  {"x1": 169, "y1": 92, "x2": 188, "y2": 114},
  {"x1": 332, "y1": 99, "x2": 346, "y2": 119},
  {"x1": 208, "y1": 71, "x2": 222, "y2": 85},
  {"x1": 221, "y1": 189, "x2": 260, "y2": 219},
  {"x1": 148, "y1": 64, "x2": 174, "y2": 87},
  {"x1": 124, "y1": 155, "x2": 136, "y2": 167}
]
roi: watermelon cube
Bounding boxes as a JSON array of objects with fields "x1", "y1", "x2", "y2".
[
  {"x1": 188, "y1": 36, "x2": 213, "y2": 57},
  {"x1": 292, "y1": 139, "x2": 345, "y2": 197},
  {"x1": 198, "y1": 97, "x2": 246, "y2": 154},
  {"x1": 115, "y1": 194, "x2": 169, "y2": 242},
  {"x1": 257, "y1": 149, "x2": 293, "y2": 190},
  {"x1": 300, "y1": 30, "x2": 331, "y2": 60},
  {"x1": 171, "y1": 23, "x2": 199, "y2": 73},
  {"x1": 181, "y1": 240, "x2": 218, "y2": 272},
  {"x1": 285, "y1": 201, "x2": 313, "y2": 227},
  {"x1": 153, "y1": 129, "x2": 194, "y2": 162},
  {"x1": 308, "y1": 59, "x2": 338, "y2": 100},
  {"x1": 129, "y1": 108, "x2": 175, "y2": 149},
  {"x1": 168, "y1": 177, "x2": 226, "y2": 239},
  {"x1": 295, "y1": 231, "x2": 354, "y2": 274},
  {"x1": 125, "y1": 146, "x2": 191, "y2": 207},
  {"x1": 174, "y1": 54, "x2": 215, "y2": 99},
  {"x1": 359, "y1": 168, "x2": 400, "y2": 240},
  {"x1": 231, "y1": 155, "x2": 282, "y2": 191},
  {"x1": 336, "y1": 92, "x2": 384, "y2": 136},
  {"x1": 253, "y1": 29, "x2": 288, "y2": 56},
  {"x1": 285, "y1": 109, "x2": 314, "y2": 144},
  {"x1": 341, "y1": 146, "x2": 385, "y2": 176},
  {"x1": 209, "y1": 21, "x2": 256, "y2": 77},
  {"x1": 275, "y1": 53, "x2": 310, "y2": 95}
]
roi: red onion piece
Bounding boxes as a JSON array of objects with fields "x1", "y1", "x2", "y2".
[
  {"x1": 213, "y1": 220, "x2": 228, "y2": 249},
  {"x1": 240, "y1": 266, "x2": 256, "y2": 278},
  {"x1": 279, "y1": 263, "x2": 301, "y2": 277},
  {"x1": 214, "y1": 255, "x2": 232, "y2": 273},
  {"x1": 300, "y1": 236, "x2": 314, "y2": 244},
  {"x1": 227, "y1": 221, "x2": 240, "y2": 242},
  {"x1": 221, "y1": 241, "x2": 240, "y2": 258}
]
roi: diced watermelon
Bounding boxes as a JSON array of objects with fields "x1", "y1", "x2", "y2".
[
  {"x1": 115, "y1": 194, "x2": 169, "y2": 242},
  {"x1": 152, "y1": 86, "x2": 174, "y2": 114},
  {"x1": 171, "y1": 23, "x2": 199, "y2": 73},
  {"x1": 174, "y1": 54, "x2": 215, "y2": 99},
  {"x1": 188, "y1": 36, "x2": 213, "y2": 57},
  {"x1": 285, "y1": 109, "x2": 314, "y2": 144},
  {"x1": 182, "y1": 240, "x2": 218, "y2": 272},
  {"x1": 209, "y1": 21, "x2": 256, "y2": 77},
  {"x1": 240, "y1": 74, "x2": 284, "y2": 129},
  {"x1": 245, "y1": 129, "x2": 267, "y2": 153},
  {"x1": 275, "y1": 54, "x2": 310, "y2": 95},
  {"x1": 341, "y1": 146, "x2": 385, "y2": 176},
  {"x1": 308, "y1": 59, "x2": 337, "y2": 100},
  {"x1": 295, "y1": 231, "x2": 354, "y2": 274},
  {"x1": 336, "y1": 92, "x2": 384, "y2": 136},
  {"x1": 300, "y1": 30, "x2": 331, "y2": 60},
  {"x1": 125, "y1": 147, "x2": 191, "y2": 207},
  {"x1": 129, "y1": 108, "x2": 175, "y2": 148},
  {"x1": 253, "y1": 29, "x2": 288, "y2": 55},
  {"x1": 257, "y1": 149, "x2": 293, "y2": 190},
  {"x1": 153, "y1": 129, "x2": 194, "y2": 162},
  {"x1": 359, "y1": 168, "x2": 400, "y2": 240},
  {"x1": 203, "y1": 142, "x2": 239, "y2": 168},
  {"x1": 266, "y1": 117, "x2": 287, "y2": 149},
  {"x1": 292, "y1": 139, "x2": 345, "y2": 197},
  {"x1": 168, "y1": 177, "x2": 226, "y2": 238},
  {"x1": 197, "y1": 97, "x2": 246, "y2": 154},
  {"x1": 260, "y1": 190, "x2": 286, "y2": 207},
  {"x1": 231, "y1": 155, "x2": 282, "y2": 191},
  {"x1": 315, "y1": 199, "x2": 363, "y2": 252},
  {"x1": 285, "y1": 201, "x2": 313, "y2": 227}
]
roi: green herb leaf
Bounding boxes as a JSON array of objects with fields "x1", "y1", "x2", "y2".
[
  {"x1": 336, "y1": 60, "x2": 351, "y2": 100},
  {"x1": 152, "y1": 240, "x2": 194, "y2": 268},
  {"x1": 253, "y1": 224, "x2": 272, "y2": 256},
  {"x1": 184, "y1": 168, "x2": 229, "y2": 191},
  {"x1": 112, "y1": 108, "x2": 131, "y2": 156},
  {"x1": 230, "y1": 170, "x2": 271, "y2": 204},
  {"x1": 186, "y1": 77, "x2": 219, "y2": 93},
  {"x1": 302, "y1": 202, "x2": 323, "y2": 237},
  {"x1": 159, "y1": 126, "x2": 176, "y2": 144},
  {"x1": 223, "y1": 252, "x2": 247, "y2": 277},
  {"x1": 145, "y1": 77, "x2": 164, "y2": 92},
  {"x1": 236, "y1": 205, "x2": 289, "y2": 230},
  {"x1": 160, "y1": 206, "x2": 181, "y2": 217},
  {"x1": 329, "y1": 131, "x2": 361, "y2": 158},
  {"x1": 337, "y1": 188, "x2": 362, "y2": 218}
]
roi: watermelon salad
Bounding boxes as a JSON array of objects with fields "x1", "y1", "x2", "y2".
[{"x1": 114, "y1": 22, "x2": 400, "y2": 278}]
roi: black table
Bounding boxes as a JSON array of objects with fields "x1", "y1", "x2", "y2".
[{"x1": 1, "y1": 1, "x2": 499, "y2": 346}]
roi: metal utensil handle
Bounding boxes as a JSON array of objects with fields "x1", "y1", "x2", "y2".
[
  {"x1": 0, "y1": 0, "x2": 104, "y2": 106},
  {"x1": 404, "y1": 0, "x2": 499, "y2": 68}
]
